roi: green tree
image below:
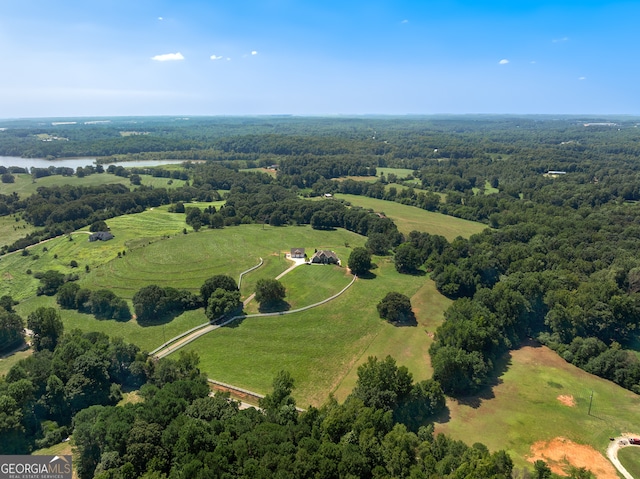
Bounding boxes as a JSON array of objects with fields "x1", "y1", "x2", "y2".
[
  {"x1": 57, "y1": 282, "x2": 80, "y2": 309},
  {"x1": 205, "y1": 289, "x2": 241, "y2": 322},
  {"x1": 394, "y1": 243, "x2": 422, "y2": 273},
  {"x1": 0, "y1": 295, "x2": 17, "y2": 312},
  {"x1": 377, "y1": 292, "x2": 414, "y2": 324},
  {"x1": 36, "y1": 270, "x2": 66, "y2": 296},
  {"x1": 533, "y1": 460, "x2": 552, "y2": 479},
  {"x1": 255, "y1": 278, "x2": 286, "y2": 306},
  {"x1": 1, "y1": 173, "x2": 15, "y2": 183},
  {"x1": 0, "y1": 310, "x2": 24, "y2": 353},
  {"x1": 348, "y1": 247, "x2": 372, "y2": 276},
  {"x1": 259, "y1": 370, "x2": 297, "y2": 424},
  {"x1": 89, "y1": 220, "x2": 109, "y2": 232},
  {"x1": 27, "y1": 307, "x2": 64, "y2": 351},
  {"x1": 200, "y1": 275, "x2": 239, "y2": 308},
  {"x1": 132, "y1": 285, "x2": 166, "y2": 322},
  {"x1": 352, "y1": 356, "x2": 413, "y2": 411},
  {"x1": 366, "y1": 232, "x2": 391, "y2": 255},
  {"x1": 430, "y1": 345, "x2": 489, "y2": 395}
]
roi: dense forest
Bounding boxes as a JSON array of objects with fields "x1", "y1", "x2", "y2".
[{"x1": 2, "y1": 116, "x2": 640, "y2": 477}]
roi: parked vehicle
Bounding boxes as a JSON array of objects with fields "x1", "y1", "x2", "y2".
[{"x1": 629, "y1": 438, "x2": 640, "y2": 445}]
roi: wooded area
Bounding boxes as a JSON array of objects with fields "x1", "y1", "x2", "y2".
[{"x1": 1, "y1": 115, "x2": 639, "y2": 478}]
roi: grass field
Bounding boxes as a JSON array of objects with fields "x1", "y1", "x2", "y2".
[
  {"x1": 0, "y1": 214, "x2": 36, "y2": 250},
  {"x1": 376, "y1": 167, "x2": 416, "y2": 179},
  {"x1": 244, "y1": 263, "x2": 352, "y2": 314},
  {"x1": 434, "y1": 342, "x2": 640, "y2": 471},
  {"x1": 618, "y1": 447, "x2": 640, "y2": 478},
  {"x1": 181, "y1": 255, "x2": 444, "y2": 407},
  {"x1": 334, "y1": 193, "x2": 488, "y2": 240},
  {"x1": 0, "y1": 347, "x2": 32, "y2": 377},
  {"x1": 0, "y1": 172, "x2": 185, "y2": 197}
]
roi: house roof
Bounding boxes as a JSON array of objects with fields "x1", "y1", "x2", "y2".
[
  {"x1": 312, "y1": 250, "x2": 339, "y2": 260},
  {"x1": 89, "y1": 231, "x2": 114, "y2": 241}
]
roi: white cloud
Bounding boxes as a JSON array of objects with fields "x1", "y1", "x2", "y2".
[
  {"x1": 158, "y1": 17, "x2": 163, "y2": 21},
  {"x1": 498, "y1": 59, "x2": 509, "y2": 65},
  {"x1": 151, "y1": 52, "x2": 184, "y2": 61},
  {"x1": 578, "y1": 76, "x2": 586, "y2": 80},
  {"x1": 251, "y1": 51, "x2": 258, "y2": 55},
  {"x1": 401, "y1": 19, "x2": 409, "y2": 24},
  {"x1": 210, "y1": 55, "x2": 224, "y2": 61},
  {"x1": 552, "y1": 37, "x2": 569, "y2": 43},
  {"x1": 530, "y1": 60, "x2": 536, "y2": 64}
]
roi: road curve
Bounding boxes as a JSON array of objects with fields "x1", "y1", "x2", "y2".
[{"x1": 607, "y1": 436, "x2": 639, "y2": 479}]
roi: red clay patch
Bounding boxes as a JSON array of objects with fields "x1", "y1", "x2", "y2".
[
  {"x1": 557, "y1": 394, "x2": 576, "y2": 407},
  {"x1": 528, "y1": 437, "x2": 618, "y2": 479}
]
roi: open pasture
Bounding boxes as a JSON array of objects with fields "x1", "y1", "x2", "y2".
[
  {"x1": 335, "y1": 193, "x2": 487, "y2": 240},
  {"x1": 376, "y1": 167, "x2": 416, "y2": 179},
  {"x1": 0, "y1": 214, "x2": 36, "y2": 250},
  {"x1": 85, "y1": 223, "x2": 364, "y2": 299},
  {"x1": 0, "y1": 172, "x2": 185, "y2": 197},
  {"x1": 434, "y1": 342, "x2": 640, "y2": 472},
  {"x1": 182, "y1": 256, "x2": 444, "y2": 407}
]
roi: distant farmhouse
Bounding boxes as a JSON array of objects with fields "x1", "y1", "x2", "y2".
[
  {"x1": 310, "y1": 250, "x2": 340, "y2": 265},
  {"x1": 290, "y1": 248, "x2": 305, "y2": 259},
  {"x1": 89, "y1": 232, "x2": 114, "y2": 242}
]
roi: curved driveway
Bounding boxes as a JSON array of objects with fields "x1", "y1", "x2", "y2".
[{"x1": 607, "y1": 436, "x2": 639, "y2": 479}]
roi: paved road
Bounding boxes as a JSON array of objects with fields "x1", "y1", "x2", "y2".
[{"x1": 607, "y1": 436, "x2": 639, "y2": 479}]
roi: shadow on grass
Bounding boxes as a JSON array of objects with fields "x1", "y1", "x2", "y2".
[
  {"x1": 136, "y1": 311, "x2": 182, "y2": 327},
  {"x1": 258, "y1": 300, "x2": 291, "y2": 314},
  {"x1": 389, "y1": 313, "x2": 418, "y2": 327},
  {"x1": 453, "y1": 350, "x2": 513, "y2": 409},
  {"x1": 399, "y1": 269, "x2": 427, "y2": 277},
  {"x1": 357, "y1": 271, "x2": 377, "y2": 280},
  {"x1": 432, "y1": 405, "x2": 451, "y2": 425}
]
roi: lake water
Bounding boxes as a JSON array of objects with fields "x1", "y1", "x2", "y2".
[{"x1": 0, "y1": 156, "x2": 189, "y2": 169}]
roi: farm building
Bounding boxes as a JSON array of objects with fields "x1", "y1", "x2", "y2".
[
  {"x1": 310, "y1": 250, "x2": 340, "y2": 265},
  {"x1": 290, "y1": 248, "x2": 305, "y2": 258},
  {"x1": 89, "y1": 232, "x2": 114, "y2": 242}
]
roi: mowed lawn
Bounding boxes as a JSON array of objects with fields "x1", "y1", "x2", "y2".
[
  {"x1": 181, "y1": 256, "x2": 446, "y2": 407},
  {"x1": 334, "y1": 194, "x2": 487, "y2": 240},
  {"x1": 618, "y1": 447, "x2": 640, "y2": 478},
  {"x1": 243, "y1": 263, "x2": 353, "y2": 314},
  {"x1": 434, "y1": 342, "x2": 640, "y2": 470}
]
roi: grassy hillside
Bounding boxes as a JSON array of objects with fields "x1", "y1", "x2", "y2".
[
  {"x1": 0, "y1": 214, "x2": 36, "y2": 250},
  {"x1": 434, "y1": 342, "x2": 640, "y2": 472},
  {"x1": 334, "y1": 193, "x2": 487, "y2": 240},
  {"x1": 181, "y1": 256, "x2": 444, "y2": 407}
]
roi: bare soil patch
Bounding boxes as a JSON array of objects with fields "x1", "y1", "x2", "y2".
[
  {"x1": 557, "y1": 394, "x2": 576, "y2": 407},
  {"x1": 528, "y1": 437, "x2": 618, "y2": 479}
]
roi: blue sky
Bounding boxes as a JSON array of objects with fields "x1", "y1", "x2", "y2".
[{"x1": 1, "y1": 0, "x2": 638, "y2": 117}]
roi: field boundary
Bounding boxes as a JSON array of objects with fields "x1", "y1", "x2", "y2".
[{"x1": 238, "y1": 257, "x2": 264, "y2": 289}]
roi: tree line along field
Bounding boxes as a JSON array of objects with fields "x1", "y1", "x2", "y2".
[
  {"x1": 334, "y1": 193, "x2": 488, "y2": 239},
  {"x1": 4, "y1": 190, "x2": 639, "y2": 469},
  {"x1": 0, "y1": 171, "x2": 186, "y2": 198},
  {"x1": 4, "y1": 116, "x2": 640, "y2": 477},
  {"x1": 3, "y1": 198, "x2": 467, "y2": 404},
  {"x1": 434, "y1": 342, "x2": 640, "y2": 473}
]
